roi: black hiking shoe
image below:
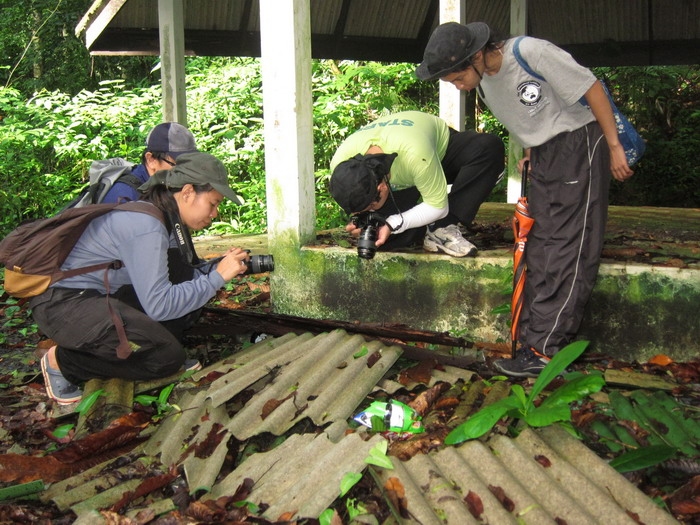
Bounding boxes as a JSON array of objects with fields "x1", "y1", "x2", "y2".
[{"x1": 493, "y1": 347, "x2": 551, "y2": 378}]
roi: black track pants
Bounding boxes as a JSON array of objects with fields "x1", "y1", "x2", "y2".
[
  {"x1": 439, "y1": 129, "x2": 505, "y2": 228},
  {"x1": 519, "y1": 123, "x2": 611, "y2": 356},
  {"x1": 30, "y1": 287, "x2": 190, "y2": 384}
]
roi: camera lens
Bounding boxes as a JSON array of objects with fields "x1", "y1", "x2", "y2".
[
  {"x1": 245, "y1": 254, "x2": 275, "y2": 274},
  {"x1": 357, "y1": 225, "x2": 377, "y2": 259}
]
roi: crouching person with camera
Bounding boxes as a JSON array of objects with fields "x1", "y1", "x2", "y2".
[
  {"x1": 30, "y1": 152, "x2": 252, "y2": 404},
  {"x1": 329, "y1": 111, "x2": 504, "y2": 258}
]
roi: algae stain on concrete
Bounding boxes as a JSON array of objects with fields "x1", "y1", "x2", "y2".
[
  {"x1": 580, "y1": 267, "x2": 700, "y2": 361},
  {"x1": 272, "y1": 246, "x2": 513, "y2": 339}
]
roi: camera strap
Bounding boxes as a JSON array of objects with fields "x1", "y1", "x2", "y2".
[
  {"x1": 385, "y1": 178, "x2": 405, "y2": 232},
  {"x1": 163, "y1": 208, "x2": 214, "y2": 270}
]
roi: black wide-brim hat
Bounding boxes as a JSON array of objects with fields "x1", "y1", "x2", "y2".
[{"x1": 416, "y1": 22, "x2": 491, "y2": 81}]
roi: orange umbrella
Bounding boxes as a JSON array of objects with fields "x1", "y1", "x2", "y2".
[{"x1": 511, "y1": 161, "x2": 535, "y2": 358}]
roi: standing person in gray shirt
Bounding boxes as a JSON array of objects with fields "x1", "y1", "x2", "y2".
[{"x1": 417, "y1": 22, "x2": 636, "y2": 377}]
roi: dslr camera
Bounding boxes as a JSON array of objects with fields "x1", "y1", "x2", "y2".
[
  {"x1": 245, "y1": 254, "x2": 275, "y2": 274},
  {"x1": 351, "y1": 212, "x2": 387, "y2": 259}
]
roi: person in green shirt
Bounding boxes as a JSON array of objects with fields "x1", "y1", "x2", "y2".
[{"x1": 329, "y1": 110, "x2": 503, "y2": 257}]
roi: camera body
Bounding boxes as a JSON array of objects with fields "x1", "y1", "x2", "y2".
[
  {"x1": 351, "y1": 212, "x2": 386, "y2": 259},
  {"x1": 245, "y1": 254, "x2": 275, "y2": 274}
]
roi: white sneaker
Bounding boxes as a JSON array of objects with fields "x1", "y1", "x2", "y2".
[{"x1": 423, "y1": 224, "x2": 477, "y2": 257}]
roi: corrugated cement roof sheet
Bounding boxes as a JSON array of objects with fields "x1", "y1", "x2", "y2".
[{"x1": 41, "y1": 330, "x2": 680, "y2": 524}]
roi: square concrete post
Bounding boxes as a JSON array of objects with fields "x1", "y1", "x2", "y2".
[
  {"x1": 259, "y1": 0, "x2": 315, "y2": 247},
  {"x1": 507, "y1": 0, "x2": 528, "y2": 202},
  {"x1": 158, "y1": 0, "x2": 187, "y2": 124},
  {"x1": 438, "y1": 0, "x2": 466, "y2": 131}
]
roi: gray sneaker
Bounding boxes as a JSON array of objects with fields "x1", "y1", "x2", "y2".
[
  {"x1": 184, "y1": 358, "x2": 202, "y2": 372},
  {"x1": 41, "y1": 354, "x2": 83, "y2": 404},
  {"x1": 424, "y1": 224, "x2": 477, "y2": 257}
]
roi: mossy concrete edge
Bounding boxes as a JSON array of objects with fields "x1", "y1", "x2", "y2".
[{"x1": 270, "y1": 246, "x2": 699, "y2": 363}]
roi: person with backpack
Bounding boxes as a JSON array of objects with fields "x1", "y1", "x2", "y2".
[
  {"x1": 416, "y1": 22, "x2": 636, "y2": 377},
  {"x1": 102, "y1": 121, "x2": 198, "y2": 204},
  {"x1": 66, "y1": 122, "x2": 198, "y2": 209},
  {"x1": 29, "y1": 152, "x2": 249, "y2": 404}
]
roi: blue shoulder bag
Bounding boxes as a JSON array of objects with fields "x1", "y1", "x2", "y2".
[{"x1": 512, "y1": 37, "x2": 645, "y2": 166}]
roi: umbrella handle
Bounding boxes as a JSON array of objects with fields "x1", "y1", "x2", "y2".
[{"x1": 521, "y1": 160, "x2": 530, "y2": 198}]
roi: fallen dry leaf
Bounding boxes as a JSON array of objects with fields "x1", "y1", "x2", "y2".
[
  {"x1": 489, "y1": 484, "x2": 515, "y2": 512},
  {"x1": 535, "y1": 454, "x2": 552, "y2": 468},
  {"x1": 465, "y1": 490, "x2": 484, "y2": 519},
  {"x1": 398, "y1": 359, "x2": 438, "y2": 385},
  {"x1": 648, "y1": 354, "x2": 674, "y2": 366},
  {"x1": 384, "y1": 476, "x2": 409, "y2": 518}
]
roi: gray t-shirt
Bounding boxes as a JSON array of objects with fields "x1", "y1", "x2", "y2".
[{"x1": 480, "y1": 37, "x2": 597, "y2": 148}]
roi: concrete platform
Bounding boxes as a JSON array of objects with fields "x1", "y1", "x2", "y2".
[{"x1": 194, "y1": 204, "x2": 700, "y2": 362}]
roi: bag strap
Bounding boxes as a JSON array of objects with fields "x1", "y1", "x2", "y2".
[
  {"x1": 115, "y1": 172, "x2": 143, "y2": 191},
  {"x1": 513, "y1": 36, "x2": 545, "y2": 81},
  {"x1": 105, "y1": 202, "x2": 164, "y2": 359},
  {"x1": 480, "y1": 36, "x2": 543, "y2": 100},
  {"x1": 513, "y1": 37, "x2": 591, "y2": 107}
]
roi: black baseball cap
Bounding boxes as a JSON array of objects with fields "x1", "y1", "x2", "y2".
[
  {"x1": 416, "y1": 22, "x2": 491, "y2": 81},
  {"x1": 329, "y1": 153, "x2": 398, "y2": 214}
]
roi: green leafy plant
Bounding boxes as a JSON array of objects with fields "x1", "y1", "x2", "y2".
[
  {"x1": 345, "y1": 498, "x2": 369, "y2": 521},
  {"x1": 75, "y1": 389, "x2": 106, "y2": 415},
  {"x1": 609, "y1": 444, "x2": 676, "y2": 473},
  {"x1": 134, "y1": 383, "x2": 177, "y2": 419},
  {"x1": 318, "y1": 508, "x2": 339, "y2": 525},
  {"x1": 340, "y1": 472, "x2": 362, "y2": 497},
  {"x1": 232, "y1": 500, "x2": 260, "y2": 513},
  {"x1": 364, "y1": 440, "x2": 394, "y2": 469},
  {"x1": 445, "y1": 341, "x2": 604, "y2": 445},
  {"x1": 49, "y1": 389, "x2": 107, "y2": 439},
  {"x1": 51, "y1": 423, "x2": 75, "y2": 440},
  {"x1": 318, "y1": 471, "x2": 367, "y2": 525},
  {"x1": 353, "y1": 345, "x2": 369, "y2": 359}
]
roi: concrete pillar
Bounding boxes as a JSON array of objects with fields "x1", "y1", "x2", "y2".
[
  {"x1": 507, "y1": 0, "x2": 528, "y2": 202},
  {"x1": 259, "y1": 0, "x2": 315, "y2": 248},
  {"x1": 158, "y1": 0, "x2": 187, "y2": 124},
  {"x1": 438, "y1": 0, "x2": 466, "y2": 130}
]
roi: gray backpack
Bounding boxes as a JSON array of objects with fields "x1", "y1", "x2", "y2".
[{"x1": 65, "y1": 158, "x2": 141, "y2": 209}]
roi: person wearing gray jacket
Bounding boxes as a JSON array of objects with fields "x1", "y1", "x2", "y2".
[{"x1": 31, "y1": 152, "x2": 250, "y2": 404}]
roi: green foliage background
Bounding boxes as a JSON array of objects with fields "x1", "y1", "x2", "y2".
[
  {"x1": 1, "y1": 0, "x2": 159, "y2": 95},
  {"x1": 0, "y1": 58, "x2": 445, "y2": 237},
  {"x1": 0, "y1": 0, "x2": 698, "y2": 238}
]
